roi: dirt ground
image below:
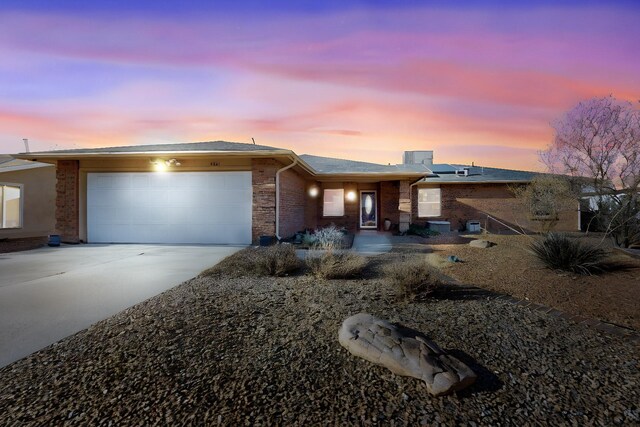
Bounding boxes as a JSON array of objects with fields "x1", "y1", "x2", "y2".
[{"x1": 420, "y1": 233, "x2": 640, "y2": 331}]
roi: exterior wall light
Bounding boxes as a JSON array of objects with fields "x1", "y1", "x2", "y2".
[
  {"x1": 150, "y1": 158, "x2": 181, "y2": 172},
  {"x1": 308, "y1": 186, "x2": 319, "y2": 197},
  {"x1": 346, "y1": 190, "x2": 357, "y2": 201}
]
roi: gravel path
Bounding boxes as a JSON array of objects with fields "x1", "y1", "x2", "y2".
[{"x1": 0, "y1": 255, "x2": 638, "y2": 426}]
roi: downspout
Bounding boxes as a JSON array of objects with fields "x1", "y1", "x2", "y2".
[
  {"x1": 407, "y1": 176, "x2": 426, "y2": 230},
  {"x1": 275, "y1": 159, "x2": 299, "y2": 240}
]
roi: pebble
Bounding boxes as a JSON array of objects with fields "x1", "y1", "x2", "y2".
[{"x1": 0, "y1": 262, "x2": 638, "y2": 426}]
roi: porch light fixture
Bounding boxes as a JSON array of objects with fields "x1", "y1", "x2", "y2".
[
  {"x1": 308, "y1": 186, "x2": 319, "y2": 197},
  {"x1": 150, "y1": 158, "x2": 181, "y2": 172},
  {"x1": 346, "y1": 190, "x2": 357, "y2": 202}
]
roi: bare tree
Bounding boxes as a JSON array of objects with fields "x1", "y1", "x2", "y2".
[
  {"x1": 511, "y1": 175, "x2": 577, "y2": 234},
  {"x1": 541, "y1": 96, "x2": 640, "y2": 247}
]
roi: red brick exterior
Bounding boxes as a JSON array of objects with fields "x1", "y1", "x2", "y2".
[
  {"x1": 56, "y1": 160, "x2": 80, "y2": 243},
  {"x1": 411, "y1": 183, "x2": 578, "y2": 233},
  {"x1": 379, "y1": 181, "x2": 400, "y2": 227},
  {"x1": 251, "y1": 158, "x2": 280, "y2": 242},
  {"x1": 278, "y1": 167, "x2": 307, "y2": 238}
]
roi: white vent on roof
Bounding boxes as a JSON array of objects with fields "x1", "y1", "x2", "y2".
[
  {"x1": 403, "y1": 150, "x2": 433, "y2": 167},
  {"x1": 456, "y1": 167, "x2": 469, "y2": 177}
]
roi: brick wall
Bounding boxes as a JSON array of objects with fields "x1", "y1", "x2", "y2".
[
  {"x1": 304, "y1": 180, "x2": 319, "y2": 231},
  {"x1": 251, "y1": 158, "x2": 280, "y2": 242},
  {"x1": 315, "y1": 182, "x2": 360, "y2": 231},
  {"x1": 56, "y1": 160, "x2": 80, "y2": 243},
  {"x1": 398, "y1": 180, "x2": 411, "y2": 232},
  {"x1": 411, "y1": 183, "x2": 578, "y2": 233},
  {"x1": 278, "y1": 167, "x2": 307, "y2": 238},
  {"x1": 379, "y1": 181, "x2": 400, "y2": 228}
]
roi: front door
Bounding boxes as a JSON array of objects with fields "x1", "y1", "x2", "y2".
[{"x1": 360, "y1": 190, "x2": 377, "y2": 229}]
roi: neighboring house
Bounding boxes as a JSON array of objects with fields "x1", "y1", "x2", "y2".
[
  {"x1": 13, "y1": 141, "x2": 579, "y2": 245},
  {"x1": 0, "y1": 155, "x2": 56, "y2": 244}
]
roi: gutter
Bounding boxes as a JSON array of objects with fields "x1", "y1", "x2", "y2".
[{"x1": 275, "y1": 159, "x2": 299, "y2": 239}]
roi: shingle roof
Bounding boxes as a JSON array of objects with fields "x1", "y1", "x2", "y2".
[
  {"x1": 14, "y1": 141, "x2": 540, "y2": 182},
  {"x1": 417, "y1": 164, "x2": 536, "y2": 183},
  {"x1": 299, "y1": 154, "x2": 430, "y2": 174},
  {"x1": 21, "y1": 141, "x2": 285, "y2": 155}
]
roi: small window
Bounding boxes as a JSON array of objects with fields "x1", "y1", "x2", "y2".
[
  {"x1": 418, "y1": 188, "x2": 441, "y2": 217},
  {"x1": 323, "y1": 189, "x2": 344, "y2": 217},
  {"x1": 1, "y1": 184, "x2": 22, "y2": 229}
]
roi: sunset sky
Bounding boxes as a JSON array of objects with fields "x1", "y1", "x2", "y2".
[{"x1": 0, "y1": 1, "x2": 638, "y2": 170}]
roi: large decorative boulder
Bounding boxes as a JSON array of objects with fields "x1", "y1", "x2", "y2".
[
  {"x1": 469, "y1": 239, "x2": 495, "y2": 248},
  {"x1": 338, "y1": 313, "x2": 476, "y2": 396}
]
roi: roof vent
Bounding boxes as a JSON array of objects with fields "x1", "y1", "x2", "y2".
[
  {"x1": 456, "y1": 167, "x2": 469, "y2": 177},
  {"x1": 403, "y1": 150, "x2": 433, "y2": 167}
]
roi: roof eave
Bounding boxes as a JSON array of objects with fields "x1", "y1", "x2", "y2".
[
  {"x1": 417, "y1": 179, "x2": 532, "y2": 185},
  {"x1": 12, "y1": 149, "x2": 295, "y2": 159},
  {"x1": 0, "y1": 163, "x2": 55, "y2": 173}
]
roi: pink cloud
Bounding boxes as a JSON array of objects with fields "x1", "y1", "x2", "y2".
[{"x1": 0, "y1": 5, "x2": 638, "y2": 172}]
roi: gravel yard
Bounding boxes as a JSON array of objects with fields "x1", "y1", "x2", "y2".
[
  {"x1": 0, "y1": 251, "x2": 638, "y2": 426},
  {"x1": 425, "y1": 234, "x2": 640, "y2": 331}
]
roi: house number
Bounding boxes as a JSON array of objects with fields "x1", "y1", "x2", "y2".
[{"x1": 211, "y1": 162, "x2": 220, "y2": 166}]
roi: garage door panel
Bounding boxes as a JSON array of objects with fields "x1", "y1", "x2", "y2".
[
  {"x1": 130, "y1": 209, "x2": 168, "y2": 225},
  {"x1": 88, "y1": 172, "x2": 252, "y2": 244}
]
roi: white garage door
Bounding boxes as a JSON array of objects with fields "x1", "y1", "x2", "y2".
[{"x1": 87, "y1": 172, "x2": 252, "y2": 244}]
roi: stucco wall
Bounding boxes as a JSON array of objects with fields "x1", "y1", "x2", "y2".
[
  {"x1": 412, "y1": 183, "x2": 579, "y2": 233},
  {"x1": 0, "y1": 166, "x2": 55, "y2": 239}
]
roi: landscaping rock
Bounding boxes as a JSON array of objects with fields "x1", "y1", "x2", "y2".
[
  {"x1": 469, "y1": 239, "x2": 495, "y2": 248},
  {"x1": 338, "y1": 313, "x2": 477, "y2": 396}
]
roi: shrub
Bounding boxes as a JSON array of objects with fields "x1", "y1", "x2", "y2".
[
  {"x1": 256, "y1": 244, "x2": 301, "y2": 276},
  {"x1": 408, "y1": 223, "x2": 439, "y2": 237},
  {"x1": 306, "y1": 250, "x2": 367, "y2": 279},
  {"x1": 301, "y1": 231, "x2": 317, "y2": 246},
  {"x1": 200, "y1": 245, "x2": 300, "y2": 278},
  {"x1": 313, "y1": 225, "x2": 346, "y2": 249},
  {"x1": 383, "y1": 258, "x2": 441, "y2": 300},
  {"x1": 529, "y1": 233, "x2": 607, "y2": 275}
]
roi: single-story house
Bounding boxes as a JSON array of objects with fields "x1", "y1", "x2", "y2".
[
  {"x1": 13, "y1": 141, "x2": 579, "y2": 245},
  {"x1": 0, "y1": 155, "x2": 56, "y2": 245}
]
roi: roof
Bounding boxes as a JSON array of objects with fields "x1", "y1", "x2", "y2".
[
  {"x1": 19, "y1": 141, "x2": 285, "y2": 155},
  {"x1": 0, "y1": 155, "x2": 53, "y2": 173},
  {"x1": 416, "y1": 165, "x2": 536, "y2": 184},
  {"x1": 13, "y1": 140, "x2": 540, "y2": 182},
  {"x1": 299, "y1": 154, "x2": 430, "y2": 175}
]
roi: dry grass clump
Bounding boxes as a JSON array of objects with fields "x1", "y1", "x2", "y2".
[
  {"x1": 306, "y1": 250, "x2": 367, "y2": 279},
  {"x1": 383, "y1": 257, "x2": 441, "y2": 300},
  {"x1": 530, "y1": 233, "x2": 607, "y2": 275},
  {"x1": 256, "y1": 244, "x2": 301, "y2": 277},
  {"x1": 200, "y1": 245, "x2": 300, "y2": 278}
]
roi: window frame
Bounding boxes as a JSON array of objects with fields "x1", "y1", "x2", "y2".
[
  {"x1": 0, "y1": 182, "x2": 24, "y2": 229},
  {"x1": 323, "y1": 188, "x2": 345, "y2": 217},
  {"x1": 417, "y1": 187, "x2": 441, "y2": 218}
]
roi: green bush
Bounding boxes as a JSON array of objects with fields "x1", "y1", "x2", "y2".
[
  {"x1": 200, "y1": 244, "x2": 300, "y2": 278},
  {"x1": 529, "y1": 233, "x2": 607, "y2": 275},
  {"x1": 383, "y1": 258, "x2": 440, "y2": 300},
  {"x1": 306, "y1": 250, "x2": 367, "y2": 279}
]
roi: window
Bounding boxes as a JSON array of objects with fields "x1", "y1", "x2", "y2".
[
  {"x1": 1, "y1": 184, "x2": 22, "y2": 228},
  {"x1": 323, "y1": 189, "x2": 344, "y2": 217},
  {"x1": 418, "y1": 188, "x2": 441, "y2": 217}
]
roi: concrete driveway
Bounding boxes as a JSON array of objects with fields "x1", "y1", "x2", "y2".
[{"x1": 0, "y1": 244, "x2": 242, "y2": 368}]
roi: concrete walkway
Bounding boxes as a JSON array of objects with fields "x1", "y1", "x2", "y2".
[
  {"x1": 0, "y1": 244, "x2": 242, "y2": 368},
  {"x1": 351, "y1": 231, "x2": 392, "y2": 255}
]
